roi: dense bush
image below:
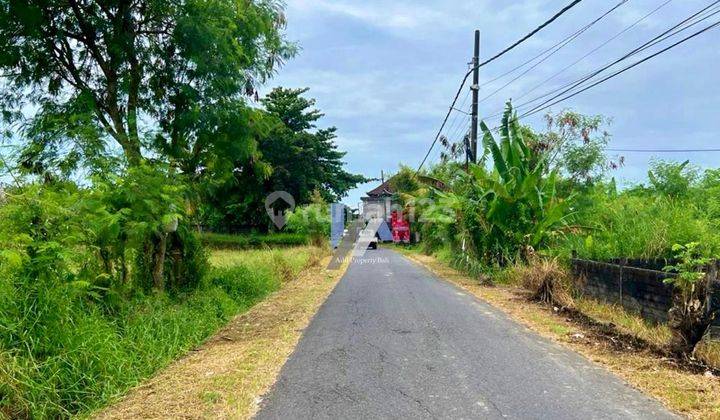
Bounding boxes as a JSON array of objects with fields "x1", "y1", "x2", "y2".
[
  {"x1": 0, "y1": 166, "x2": 206, "y2": 295},
  {"x1": 0, "y1": 170, "x2": 319, "y2": 417},
  {"x1": 556, "y1": 162, "x2": 720, "y2": 261},
  {"x1": 555, "y1": 191, "x2": 719, "y2": 260},
  {"x1": 417, "y1": 104, "x2": 572, "y2": 265},
  {"x1": 408, "y1": 113, "x2": 720, "y2": 359},
  {"x1": 285, "y1": 191, "x2": 331, "y2": 247}
]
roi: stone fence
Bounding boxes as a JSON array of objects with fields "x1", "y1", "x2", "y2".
[{"x1": 570, "y1": 255, "x2": 720, "y2": 335}]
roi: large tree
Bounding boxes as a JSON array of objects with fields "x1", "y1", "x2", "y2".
[
  {"x1": 200, "y1": 87, "x2": 368, "y2": 231},
  {"x1": 0, "y1": 0, "x2": 294, "y2": 174},
  {"x1": 260, "y1": 87, "x2": 367, "y2": 203}
]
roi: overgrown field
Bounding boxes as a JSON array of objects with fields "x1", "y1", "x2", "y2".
[{"x1": 0, "y1": 246, "x2": 315, "y2": 419}]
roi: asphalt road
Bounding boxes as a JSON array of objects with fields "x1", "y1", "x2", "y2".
[{"x1": 256, "y1": 249, "x2": 677, "y2": 419}]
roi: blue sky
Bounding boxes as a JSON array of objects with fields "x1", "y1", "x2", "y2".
[{"x1": 265, "y1": 0, "x2": 720, "y2": 206}]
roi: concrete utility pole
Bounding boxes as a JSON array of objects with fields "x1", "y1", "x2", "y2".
[{"x1": 470, "y1": 30, "x2": 480, "y2": 164}]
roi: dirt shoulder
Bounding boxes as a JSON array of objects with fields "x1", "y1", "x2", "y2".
[
  {"x1": 95, "y1": 256, "x2": 347, "y2": 420},
  {"x1": 402, "y1": 251, "x2": 720, "y2": 420}
]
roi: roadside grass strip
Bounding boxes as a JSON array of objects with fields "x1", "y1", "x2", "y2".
[{"x1": 95, "y1": 251, "x2": 348, "y2": 419}]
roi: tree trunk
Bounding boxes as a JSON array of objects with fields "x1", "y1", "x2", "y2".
[
  {"x1": 120, "y1": 250, "x2": 128, "y2": 285},
  {"x1": 100, "y1": 248, "x2": 113, "y2": 274},
  {"x1": 152, "y1": 233, "x2": 167, "y2": 291}
]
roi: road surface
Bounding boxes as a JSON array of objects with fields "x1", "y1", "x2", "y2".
[{"x1": 256, "y1": 249, "x2": 676, "y2": 419}]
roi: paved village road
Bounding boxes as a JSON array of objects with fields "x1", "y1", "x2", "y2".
[{"x1": 256, "y1": 249, "x2": 677, "y2": 419}]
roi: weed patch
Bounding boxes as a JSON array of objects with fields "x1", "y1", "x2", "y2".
[
  {"x1": 504, "y1": 259, "x2": 574, "y2": 308},
  {"x1": 96, "y1": 251, "x2": 343, "y2": 419},
  {"x1": 694, "y1": 339, "x2": 720, "y2": 371}
]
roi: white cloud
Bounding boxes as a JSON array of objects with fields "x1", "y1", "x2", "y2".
[{"x1": 286, "y1": 0, "x2": 484, "y2": 32}]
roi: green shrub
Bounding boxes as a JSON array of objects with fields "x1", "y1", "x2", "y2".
[
  {"x1": 555, "y1": 187, "x2": 720, "y2": 260},
  {"x1": 663, "y1": 243, "x2": 716, "y2": 350},
  {"x1": 420, "y1": 103, "x2": 572, "y2": 265},
  {"x1": 285, "y1": 192, "x2": 330, "y2": 247}
]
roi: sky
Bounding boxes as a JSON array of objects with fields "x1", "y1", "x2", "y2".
[{"x1": 264, "y1": 0, "x2": 720, "y2": 207}]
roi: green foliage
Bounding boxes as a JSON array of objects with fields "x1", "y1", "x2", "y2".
[
  {"x1": 662, "y1": 243, "x2": 715, "y2": 349},
  {"x1": 664, "y1": 243, "x2": 709, "y2": 291},
  {"x1": 556, "y1": 183, "x2": 720, "y2": 261},
  {"x1": 198, "y1": 88, "x2": 367, "y2": 232},
  {"x1": 0, "y1": 0, "x2": 294, "y2": 171},
  {"x1": 0, "y1": 170, "x2": 213, "y2": 416},
  {"x1": 388, "y1": 165, "x2": 423, "y2": 205},
  {"x1": 647, "y1": 159, "x2": 699, "y2": 198},
  {"x1": 540, "y1": 110, "x2": 616, "y2": 188},
  {"x1": 286, "y1": 191, "x2": 330, "y2": 247},
  {"x1": 0, "y1": 246, "x2": 311, "y2": 418},
  {"x1": 420, "y1": 102, "x2": 572, "y2": 265},
  {"x1": 0, "y1": 165, "x2": 205, "y2": 294}
]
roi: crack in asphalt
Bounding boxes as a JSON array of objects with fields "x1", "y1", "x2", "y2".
[{"x1": 395, "y1": 387, "x2": 437, "y2": 419}]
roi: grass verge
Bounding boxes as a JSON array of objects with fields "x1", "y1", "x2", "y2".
[
  {"x1": 0, "y1": 247, "x2": 316, "y2": 419},
  {"x1": 398, "y1": 248, "x2": 720, "y2": 420},
  {"x1": 94, "y1": 251, "x2": 347, "y2": 419}
]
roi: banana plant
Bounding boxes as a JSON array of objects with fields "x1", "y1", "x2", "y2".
[{"x1": 420, "y1": 102, "x2": 573, "y2": 264}]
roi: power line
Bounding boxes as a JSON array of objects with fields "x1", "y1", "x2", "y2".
[
  {"x1": 519, "y1": 15, "x2": 720, "y2": 119},
  {"x1": 516, "y1": 1, "x2": 720, "y2": 118},
  {"x1": 415, "y1": 76, "x2": 472, "y2": 174},
  {"x1": 474, "y1": 0, "x2": 585, "y2": 72},
  {"x1": 445, "y1": 116, "x2": 472, "y2": 156},
  {"x1": 480, "y1": 15, "x2": 720, "y2": 134},
  {"x1": 607, "y1": 148, "x2": 720, "y2": 153},
  {"x1": 416, "y1": 0, "x2": 586, "y2": 173},
  {"x1": 444, "y1": 90, "x2": 472, "y2": 136},
  {"x1": 477, "y1": 1, "x2": 616, "y2": 89},
  {"x1": 433, "y1": 91, "x2": 471, "y2": 166},
  {"x1": 482, "y1": 0, "x2": 720, "y2": 122},
  {"x1": 477, "y1": 0, "x2": 629, "y2": 106},
  {"x1": 512, "y1": 0, "x2": 674, "y2": 104}
]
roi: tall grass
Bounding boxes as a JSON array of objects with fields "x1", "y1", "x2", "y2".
[
  {"x1": 555, "y1": 191, "x2": 720, "y2": 260},
  {"x1": 0, "y1": 247, "x2": 315, "y2": 419}
]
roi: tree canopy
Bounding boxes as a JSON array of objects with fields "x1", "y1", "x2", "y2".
[
  {"x1": 0, "y1": 0, "x2": 294, "y2": 175},
  {"x1": 200, "y1": 87, "x2": 368, "y2": 231}
]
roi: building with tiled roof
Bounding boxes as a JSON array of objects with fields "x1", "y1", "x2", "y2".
[{"x1": 360, "y1": 177, "x2": 397, "y2": 222}]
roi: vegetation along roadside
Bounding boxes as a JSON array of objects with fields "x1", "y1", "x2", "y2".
[
  {"x1": 94, "y1": 250, "x2": 347, "y2": 419},
  {"x1": 0, "y1": 0, "x2": 357, "y2": 417},
  {"x1": 1, "y1": 245, "x2": 320, "y2": 419},
  {"x1": 379, "y1": 101, "x2": 720, "y2": 419}
]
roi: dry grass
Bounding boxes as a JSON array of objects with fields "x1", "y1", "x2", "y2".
[
  {"x1": 574, "y1": 299, "x2": 674, "y2": 349},
  {"x1": 94, "y1": 250, "x2": 348, "y2": 420},
  {"x1": 695, "y1": 339, "x2": 720, "y2": 371},
  {"x1": 503, "y1": 259, "x2": 574, "y2": 308},
  {"x1": 400, "y1": 250, "x2": 720, "y2": 420}
]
